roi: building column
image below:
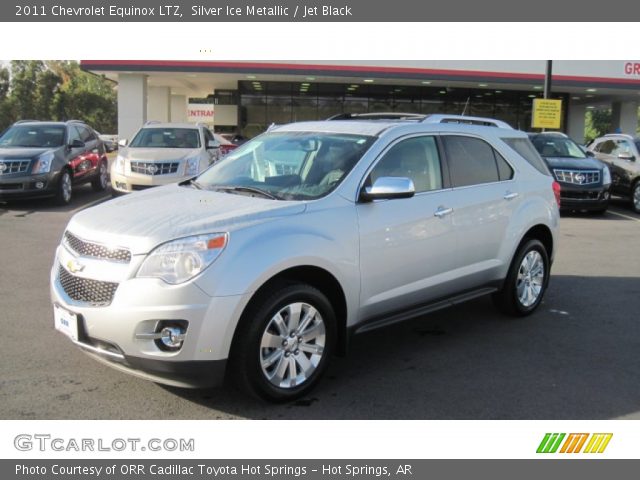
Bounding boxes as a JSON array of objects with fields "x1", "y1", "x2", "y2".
[
  {"x1": 117, "y1": 74, "x2": 147, "y2": 141},
  {"x1": 567, "y1": 102, "x2": 586, "y2": 144},
  {"x1": 611, "y1": 101, "x2": 639, "y2": 135},
  {"x1": 147, "y1": 87, "x2": 171, "y2": 122},
  {"x1": 170, "y1": 95, "x2": 187, "y2": 122}
]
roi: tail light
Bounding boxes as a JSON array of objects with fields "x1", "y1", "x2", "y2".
[{"x1": 552, "y1": 181, "x2": 561, "y2": 207}]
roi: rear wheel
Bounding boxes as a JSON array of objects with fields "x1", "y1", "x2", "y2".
[
  {"x1": 91, "y1": 160, "x2": 108, "y2": 192},
  {"x1": 229, "y1": 282, "x2": 336, "y2": 402},
  {"x1": 55, "y1": 169, "x2": 72, "y2": 206},
  {"x1": 493, "y1": 238, "x2": 550, "y2": 316}
]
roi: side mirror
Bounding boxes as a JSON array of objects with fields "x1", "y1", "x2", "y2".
[
  {"x1": 618, "y1": 152, "x2": 635, "y2": 161},
  {"x1": 118, "y1": 138, "x2": 128, "y2": 147},
  {"x1": 68, "y1": 139, "x2": 85, "y2": 149},
  {"x1": 207, "y1": 140, "x2": 220, "y2": 149},
  {"x1": 585, "y1": 150, "x2": 595, "y2": 157},
  {"x1": 359, "y1": 177, "x2": 415, "y2": 202}
]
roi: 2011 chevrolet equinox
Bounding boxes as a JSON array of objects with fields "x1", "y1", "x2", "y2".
[{"x1": 51, "y1": 114, "x2": 560, "y2": 401}]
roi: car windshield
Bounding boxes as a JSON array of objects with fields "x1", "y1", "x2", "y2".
[
  {"x1": 530, "y1": 136, "x2": 586, "y2": 159},
  {"x1": 0, "y1": 125, "x2": 65, "y2": 148},
  {"x1": 194, "y1": 131, "x2": 375, "y2": 200},
  {"x1": 129, "y1": 128, "x2": 201, "y2": 148}
]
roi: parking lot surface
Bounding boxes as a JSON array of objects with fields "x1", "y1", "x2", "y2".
[{"x1": 1, "y1": 190, "x2": 639, "y2": 419}]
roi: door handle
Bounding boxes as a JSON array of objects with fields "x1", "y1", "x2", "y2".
[
  {"x1": 503, "y1": 191, "x2": 519, "y2": 200},
  {"x1": 434, "y1": 206, "x2": 453, "y2": 218}
]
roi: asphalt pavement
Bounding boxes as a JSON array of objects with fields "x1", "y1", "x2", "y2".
[{"x1": 1, "y1": 190, "x2": 639, "y2": 419}]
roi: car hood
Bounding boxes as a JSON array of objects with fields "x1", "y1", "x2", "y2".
[
  {"x1": 122, "y1": 147, "x2": 200, "y2": 162},
  {"x1": 0, "y1": 147, "x2": 49, "y2": 159},
  {"x1": 543, "y1": 156, "x2": 604, "y2": 170},
  {"x1": 66, "y1": 183, "x2": 307, "y2": 255}
]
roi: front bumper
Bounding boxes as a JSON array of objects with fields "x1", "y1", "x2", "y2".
[
  {"x1": 0, "y1": 172, "x2": 57, "y2": 200},
  {"x1": 111, "y1": 170, "x2": 188, "y2": 194},
  {"x1": 558, "y1": 183, "x2": 611, "y2": 211},
  {"x1": 50, "y1": 245, "x2": 249, "y2": 388}
]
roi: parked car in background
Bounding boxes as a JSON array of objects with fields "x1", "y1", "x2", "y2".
[
  {"x1": 213, "y1": 132, "x2": 237, "y2": 157},
  {"x1": 52, "y1": 114, "x2": 559, "y2": 401},
  {"x1": 529, "y1": 132, "x2": 611, "y2": 213},
  {"x1": 96, "y1": 132, "x2": 118, "y2": 152},
  {"x1": 588, "y1": 133, "x2": 640, "y2": 213},
  {"x1": 220, "y1": 133, "x2": 248, "y2": 146},
  {"x1": 111, "y1": 122, "x2": 221, "y2": 195},
  {"x1": 0, "y1": 120, "x2": 109, "y2": 205}
]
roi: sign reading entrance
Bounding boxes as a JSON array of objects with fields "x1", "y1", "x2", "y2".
[
  {"x1": 532, "y1": 99, "x2": 562, "y2": 129},
  {"x1": 187, "y1": 103, "x2": 214, "y2": 124}
]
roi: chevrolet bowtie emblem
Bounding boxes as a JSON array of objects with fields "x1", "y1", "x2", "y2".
[{"x1": 66, "y1": 259, "x2": 85, "y2": 274}]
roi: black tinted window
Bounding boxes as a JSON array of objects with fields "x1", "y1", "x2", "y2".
[
  {"x1": 78, "y1": 126, "x2": 95, "y2": 143},
  {"x1": 597, "y1": 140, "x2": 616, "y2": 154},
  {"x1": 443, "y1": 136, "x2": 500, "y2": 187},
  {"x1": 371, "y1": 136, "x2": 443, "y2": 192},
  {"x1": 502, "y1": 137, "x2": 550, "y2": 176}
]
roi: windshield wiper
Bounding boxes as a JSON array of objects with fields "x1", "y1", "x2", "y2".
[
  {"x1": 212, "y1": 185, "x2": 280, "y2": 200},
  {"x1": 189, "y1": 179, "x2": 204, "y2": 190}
]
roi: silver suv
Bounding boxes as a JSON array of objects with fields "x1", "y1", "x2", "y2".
[{"x1": 51, "y1": 114, "x2": 560, "y2": 401}]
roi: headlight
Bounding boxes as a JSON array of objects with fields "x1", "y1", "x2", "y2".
[
  {"x1": 184, "y1": 156, "x2": 200, "y2": 176},
  {"x1": 137, "y1": 233, "x2": 228, "y2": 284},
  {"x1": 32, "y1": 152, "x2": 54, "y2": 174},
  {"x1": 113, "y1": 154, "x2": 126, "y2": 175},
  {"x1": 602, "y1": 166, "x2": 611, "y2": 185}
]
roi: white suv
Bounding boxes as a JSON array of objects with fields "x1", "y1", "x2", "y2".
[
  {"x1": 52, "y1": 114, "x2": 560, "y2": 401},
  {"x1": 111, "y1": 122, "x2": 224, "y2": 195}
]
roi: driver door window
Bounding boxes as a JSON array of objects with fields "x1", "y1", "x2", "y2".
[{"x1": 369, "y1": 136, "x2": 443, "y2": 193}]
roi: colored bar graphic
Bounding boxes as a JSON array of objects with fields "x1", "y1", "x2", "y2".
[
  {"x1": 538, "y1": 433, "x2": 613, "y2": 454},
  {"x1": 537, "y1": 433, "x2": 566, "y2": 453},
  {"x1": 584, "y1": 434, "x2": 613, "y2": 453}
]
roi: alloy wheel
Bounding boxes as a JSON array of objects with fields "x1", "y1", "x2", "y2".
[
  {"x1": 516, "y1": 250, "x2": 544, "y2": 307},
  {"x1": 259, "y1": 302, "x2": 326, "y2": 389}
]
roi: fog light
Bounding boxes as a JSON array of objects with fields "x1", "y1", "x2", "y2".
[
  {"x1": 604, "y1": 191, "x2": 610, "y2": 200},
  {"x1": 160, "y1": 326, "x2": 185, "y2": 349},
  {"x1": 35, "y1": 182, "x2": 44, "y2": 189}
]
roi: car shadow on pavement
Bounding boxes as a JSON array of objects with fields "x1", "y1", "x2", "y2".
[
  {"x1": 159, "y1": 274, "x2": 640, "y2": 419},
  {"x1": 0, "y1": 185, "x2": 111, "y2": 215}
]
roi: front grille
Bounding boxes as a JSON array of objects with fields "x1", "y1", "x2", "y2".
[
  {"x1": 64, "y1": 231, "x2": 131, "y2": 263},
  {"x1": 0, "y1": 183, "x2": 23, "y2": 191},
  {"x1": 562, "y1": 190, "x2": 602, "y2": 200},
  {"x1": 554, "y1": 169, "x2": 600, "y2": 185},
  {"x1": 0, "y1": 160, "x2": 30, "y2": 175},
  {"x1": 58, "y1": 264, "x2": 118, "y2": 306},
  {"x1": 130, "y1": 161, "x2": 179, "y2": 175}
]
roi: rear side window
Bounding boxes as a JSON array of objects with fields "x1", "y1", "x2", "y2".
[
  {"x1": 596, "y1": 140, "x2": 616, "y2": 154},
  {"x1": 501, "y1": 137, "x2": 551, "y2": 176},
  {"x1": 443, "y1": 135, "x2": 509, "y2": 187}
]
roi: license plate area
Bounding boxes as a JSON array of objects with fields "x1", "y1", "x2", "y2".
[{"x1": 54, "y1": 304, "x2": 79, "y2": 342}]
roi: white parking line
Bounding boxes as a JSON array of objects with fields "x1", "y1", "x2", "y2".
[
  {"x1": 71, "y1": 195, "x2": 110, "y2": 214},
  {"x1": 608, "y1": 209, "x2": 640, "y2": 222}
]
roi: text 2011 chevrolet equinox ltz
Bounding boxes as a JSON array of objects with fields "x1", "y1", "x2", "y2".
[{"x1": 51, "y1": 114, "x2": 560, "y2": 401}]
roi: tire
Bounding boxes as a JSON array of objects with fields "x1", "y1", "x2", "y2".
[
  {"x1": 631, "y1": 181, "x2": 640, "y2": 214},
  {"x1": 55, "y1": 169, "x2": 73, "y2": 206},
  {"x1": 91, "y1": 160, "x2": 108, "y2": 192},
  {"x1": 493, "y1": 238, "x2": 550, "y2": 316},
  {"x1": 228, "y1": 282, "x2": 336, "y2": 402}
]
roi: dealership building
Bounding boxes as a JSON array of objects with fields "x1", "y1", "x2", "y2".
[{"x1": 81, "y1": 60, "x2": 640, "y2": 142}]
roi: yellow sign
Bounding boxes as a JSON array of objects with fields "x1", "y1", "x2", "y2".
[{"x1": 532, "y1": 99, "x2": 563, "y2": 129}]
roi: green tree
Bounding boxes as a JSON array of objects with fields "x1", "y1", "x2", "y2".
[{"x1": 584, "y1": 109, "x2": 612, "y2": 143}]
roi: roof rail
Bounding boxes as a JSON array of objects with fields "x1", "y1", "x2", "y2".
[
  {"x1": 195, "y1": 122, "x2": 209, "y2": 128},
  {"x1": 66, "y1": 119, "x2": 86, "y2": 124},
  {"x1": 144, "y1": 120, "x2": 162, "y2": 126},
  {"x1": 422, "y1": 114, "x2": 513, "y2": 129},
  {"x1": 328, "y1": 112, "x2": 426, "y2": 121},
  {"x1": 528, "y1": 131, "x2": 568, "y2": 137},
  {"x1": 604, "y1": 133, "x2": 634, "y2": 139},
  {"x1": 14, "y1": 119, "x2": 39, "y2": 124}
]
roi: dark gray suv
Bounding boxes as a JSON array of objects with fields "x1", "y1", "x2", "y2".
[{"x1": 0, "y1": 120, "x2": 109, "y2": 205}]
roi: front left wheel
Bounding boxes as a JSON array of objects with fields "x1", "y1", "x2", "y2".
[{"x1": 229, "y1": 282, "x2": 336, "y2": 402}]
